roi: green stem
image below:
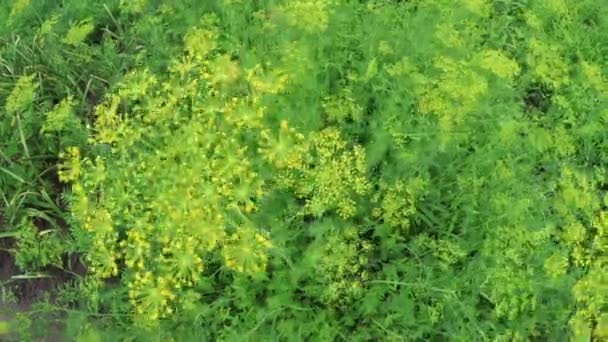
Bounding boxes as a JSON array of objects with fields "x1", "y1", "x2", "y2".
[{"x1": 16, "y1": 113, "x2": 31, "y2": 161}]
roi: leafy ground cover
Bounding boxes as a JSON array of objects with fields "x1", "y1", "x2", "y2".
[{"x1": 0, "y1": 0, "x2": 606, "y2": 341}]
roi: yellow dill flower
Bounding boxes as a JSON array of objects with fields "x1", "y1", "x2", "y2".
[
  {"x1": 581, "y1": 61, "x2": 607, "y2": 97},
  {"x1": 10, "y1": 0, "x2": 30, "y2": 17},
  {"x1": 118, "y1": 69, "x2": 158, "y2": 101},
  {"x1": 259, "y1": 120, "x2": 306, "y2": 169},
  {"x1": 123, "y1": 222, "x2": 151, "y2": 271},
  {"x1": 184, "y1": 26, "x2": 218, "y2": 60},
  {"x1": 57, "y1": 147, "x2": 81, "y2": 183},
  {"x1": 87, "y1": 238, "x2": 119, "y2": 279},
  {"x1": 246, "y1": 64, "x2": 289, "y2": 95},
  {"x1": 544, "y1": 252, "x2": 569, "y2": 278},
  {"x1": 206, "y1": 54, "x2": 241, "y2": 87},
  {"x1": 594, "y1": 211, "x2": 607, "y2": 238},
  {"x1": 169, "y1": 55, "x2": 197, "y2": 80},
  {"x1": 129, "y1": 275, "x2": 176, "y2": 321},
  {"x1": 378, "y1": 40, "x2": 394, "y2": 55},
  {"x1": 92, "y1": 95, "x2": 121, "y2": 144},
  {"x1": 563, "y1": 221, "x2": 587, "y2": 245},
  {"x1": 385, "y1": 57, "x2": 417, "y2": 78},
  {"x1": 322, "y1": 89, "x2": 364, "y2": 123},
  {"x1": 221, "y1": 96, "x2": 266, "y2": 129},
  {"x1": 160, "y1": 237, "x2": 204, "y2": 287},
  {"x1": 41, "y1": 95, "x2": 75, "y2": 134},
  {"x1": 596, "y1": 314, "x2": 608, "y2": 340},
  {"x1": 372, "y1": 179, "x2": 420, "y2": 232},
  {"x1": 222, "y1": 225, "x2": 272, "y2": 275},
  {"x1": 62, "y1": 18, "x2": 95, "y2": 46},
  {"x1": 419, "y1": 56, "x2": 487, "y2": 127},
  {"x1": 279, "y1": 0, "x2": 332, "y2": 33},
  {"x1": 83, "y1": 209, "x2": 117, "y2": 282},
  {"x1": 527, "y1": 39, "x2": 570, "y2": 89},
  {"x1": 255, "y1": 233, "x2": 272, "y2": 249},
  {"x1": 435, "y1": 22, "x2": 464, "y2": 48},
  {"x1": 70, "y1": 182, "x2": 89, "y2": 220},
  {"x1": 270, "y1": 127, "x2": 369, "y2": 218},
  {"x1": 477, "y1": 49, "x2": 520, "y2": 81},
  {"x1": 186, "y1": 212, "x2": 226, "y2": 251},
  {"x1": 313, "y1": 227, "x2": 373, "y2": 305},
  {"x1": 5, "y1": 74, "x2": 38, "y2": 115},
  {"x1": 89, "y1": 207, "x2": 113, "y2": 232}
]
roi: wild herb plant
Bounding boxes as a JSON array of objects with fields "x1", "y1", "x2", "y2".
[{"x1": 1, "y1": 0, "x2": 607, "y2": 341}]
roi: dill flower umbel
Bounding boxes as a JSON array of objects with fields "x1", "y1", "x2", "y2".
[
  {"x1": 223, "y1": 225, "x2": 272, "y2": 275},
  {"x1": 477, "y1": 49, "x2": 520, "y2": 81},
  {"x1": 5, "y1": 74, "x2": 37, "y2": 115},
  {"x1": 57, "y1": 146, "x2": 81, "y2": 183}
]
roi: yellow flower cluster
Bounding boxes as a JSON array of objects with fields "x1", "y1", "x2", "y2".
[
  {"x1": 57, "y1": 146, "x2": 81, "y2": 183},
  {"x1": 322, "y1": 89, "x2": 364, "y2": 123},
  {"x1": 246, "y1": 63, "x2": 290, "y2": 95},
  {"x1": 65, "y1": 17, "x2": 285, "y2": 322},
  {"x1": 542, "y1": 0, "x2": 570, "y2": 16},
  {"x1": 581, "y1": 61, "x2": 607, "y2": 98},
  {"x1": 568, "y1": 208, "x2": 608, "y2": 340},
  {"x1": 5, "y1": 74, "x2": 37, "y2": 115},
  {"x1": 120, "y1": 218, "x2": 152, "y2": 271},
  {"x1": 262, "y1": 125, "x2": 369, "y2": 218},
  {"x1": 548, "y1": 166, "x2": 608, "y2": 339},
  {"x1": 384, "y1": 56, "x2": 417, "y2": 78},
  {"x1": 91, "y1": 95, "x2": 121, "y2": 145},
  {"x1": 183, "y1": 19, "x2": 218, "y2": 60},
  {"x1": 9, "y1": 0, "x2": 30, "y2": 17},
  {"x1": 41, "y1": 95, "x2": 75, "y2": 134},
  {"x1": 160, "y1": 236, "x2": 204, "y2": 287},
  {"x1": 527, "y1": 38, "x2": 570, "y2": 89},
  {"x1": 372, "y1": 178, "x2": 425, "y2": 232},
  {"x1": 477, "y1": 49, "x2": 521, "y2": 81},
  {"x1": 128, "y1": 272, "x2": 176, "y2": 321},
  {"x1": 314, "y1": 225, "x2": 373, "y2": 306},
  {"x1": 118, "y1": 69, "x2": 158, "y2": 101},
  {"x1": 61, "y1": 19, "x2": 95, "y2": 46},
  {"x1": 418, "y1": 56, "x2": 488, "y2": 132},
  {"x1": 85, "y1": 208, "x2": 119, "y2": 279},
  {"x1": 543, "y1": 251, "x2": 569, "y2": 278},
  {"x1": 259, "y1": 120, "x2": 306, "y2": 170},
  {"x1": 555, "y1": 166, "x2": 599, "y2": 222},
  {"x1": 415, "y1": 234, "x2": 466, "y2": 271},
  {"x1": 435, "y1": 22, "x2": 465, "y2": 48},
  {"x1": 223, "y1": 225, "x2": 272, "y2": 274},
  {"x1": 279, "y1": 40, "x2": 315, "y2": 82},
  {"x1": 278, "y1": 0, "x2": 333, "y2": 33},
  {"x1": 221, "y1": 96, "x2": 266, "y2": 130}
]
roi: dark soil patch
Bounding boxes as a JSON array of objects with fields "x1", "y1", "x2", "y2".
[
  {"x1": 1, "y1": 250, "x2": 61, "y2": 310},
  {"x1": 1, "y1": 246, "x2": 87, "y2": 341},
  {"x1": 523, "y1": 82, "x2": 553, "y2": 114},
  {"x1": 0, "y1": 237, "x2": 86, "y2": 315}
]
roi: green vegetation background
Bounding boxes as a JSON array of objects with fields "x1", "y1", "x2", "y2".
[{"x1": 0, "y1": 0, "x2": 606, "y2": 341}]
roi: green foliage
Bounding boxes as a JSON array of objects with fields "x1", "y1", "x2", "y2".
[
  {"x1": 12, "y1": 218, "x2": 65, "y2": 271},
  {"x1": 1, "y1": 0, "x2": 607, "y2": 340}
]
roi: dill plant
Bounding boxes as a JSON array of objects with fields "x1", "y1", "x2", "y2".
[
  {"x1": 1, "y1": 0, "x2": 607, "y2": 341},
  {"x1": 62, "y1": 0, "x2": 608, "y2": 340}
]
